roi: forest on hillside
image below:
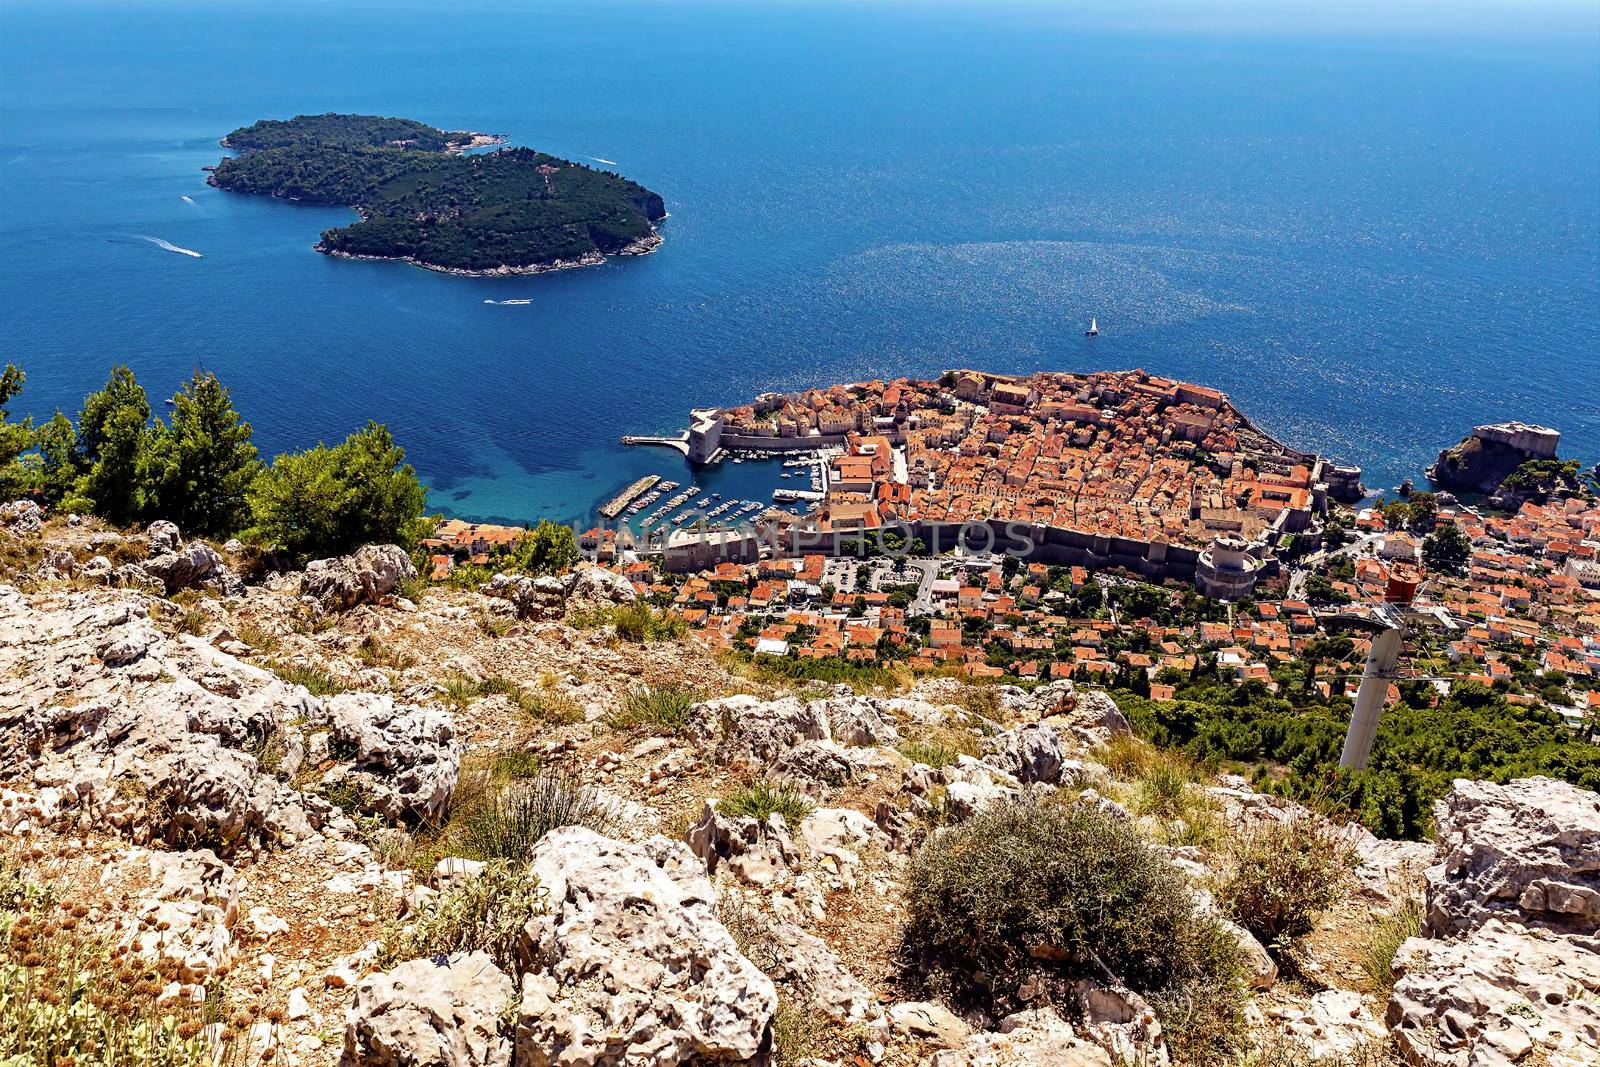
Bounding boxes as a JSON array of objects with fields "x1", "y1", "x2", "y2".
[{"x1": 210, "y1": 113, "x2": 667, "y2": 273}]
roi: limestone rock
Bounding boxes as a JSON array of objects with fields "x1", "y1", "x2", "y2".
[
  {"x1": 321, "y1": 693, "x2": 461, "y2": 823},
  {"x1": 889, "y1": 1001, "x2": 971, "y2": 1049},
  {"x1": 983, "y1": 723, "x2": 1064, "y2": 785},
  {"x1": 147, "y1": 520, "x2": 182, "y2": 556},
  {"x1": 1071, "y1": 981, "x2": 1167, "y2": 1066},
  {"x1": 142, "y1": 540, "x2": 226, "y2": 594},
  {"x1": 684, "y1": 694, "x2": 830, "y2": 765},
  {"x1": 1383, "y1": 775, "x2": 1600, "y2": 1067},
  {"x1": 685, "y1": 799, "x2": 801, "y2": 885},
  {"x1": 123, "y1": 848, "x2": 239, "y2": 983},
  {"x1": 482, "y1": 573, "x2": 570, "y2": 621},
  {"x1": 1425, "y1": 776, "x2": 1600, "y2": 938},
  {"x1": 482, "y1": 564, "x2": 634, "y2": 622},
  {"x1": 1268, "y1": 990, "x2": 1386, "y2": 1060},
  {"x1": 1, "y1": 500, "x2": 43, "y2": 536},
  {"x1": 566, "y1": 564, "x2": 638, "y2": 608},
  {"x1": 341, "y1": 952, "x2": 513, "y2": 1067},
  {"x1": 773, "y1": 739, "x2": 858, "y2": 791},
  {"x1": 753, "y1": 912, "x2": 885, "y2": 1030},
  {"x1": 1219, "y1": 917, "x2": 1277, "y2": 991},
  {"x1": 0, "y1": 586, "x2": 324, "y2": 854},
  {"x1": 1059, "y1": 689, "x2": 1131, "y2": 745},
  {"x1": 820, "y1": 695, "x2": 900, "y2": 748},
  {"x1": 1388, "y1": 919, "x2": 1600, "y2": 1067},
  {"x1": 304, "y1": 545, "x2": 416, "y2": 613},
  {"x1": 930, "y1": 1008, "x2": 1114, "y2": 1067},
  {"x1": 515, "y1": 826, "x2": 777, "y2": 1065}
]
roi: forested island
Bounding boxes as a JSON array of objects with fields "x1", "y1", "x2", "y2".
[{"x1": 208, "y1": 113, "x2": 667, "y2": 275}]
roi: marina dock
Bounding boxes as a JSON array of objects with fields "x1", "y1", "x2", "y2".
[{"x1": 599, "y1": 475, "x2": 661, "y2": 519}]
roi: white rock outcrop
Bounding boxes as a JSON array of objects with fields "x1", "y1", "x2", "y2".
[
  {"x1": 1423, "y1": 776, "x2": 1600, "y2": 937},
  {"x1": 482, "y1": 564, "x2": 635, "y2": 622},
  {"x1": 0, "y1": 587, "x2": 323, "y2": 853},
  {"x1": 1, "y1": 499, "x2": 43, "y2": 536},
  {"x1": 123, "y1": 848, "x2": 239, "y2": 984},
  {"x1": 304, "y1": 544, "x2": 417, "y2": 613},
  {"x1": 321, "y1": 693, "x2": 461, "y2": 824},
  {"x1": 1387, "y1": 776, "x2": 1600, "y2": 1067},
  {"x1": 342, "y1": 952, "x2": 514, "y2": 1067},
  {"x1": 929, "y1": 1007, "x2": 1114, "y2": 1067},
  {"x1": 515, "y1": 826, "x2": 777, "y2": 1065},
  {"x1": 684, "y1": 694, "x2": 830, "y2": 765}
]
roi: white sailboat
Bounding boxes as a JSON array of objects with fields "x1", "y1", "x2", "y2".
[{"x1": 1085, "y1": 317, "x2": 1099, "y2": 336}]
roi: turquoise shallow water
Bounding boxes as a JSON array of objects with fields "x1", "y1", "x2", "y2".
[{"x1": 2, "y1": 0, "x2": 1596, "y2": 525}]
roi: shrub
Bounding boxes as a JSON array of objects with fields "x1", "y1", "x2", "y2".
[
  {"x1": 516, "y1": 687, "x2": 584, "y2": 725},
  {"x1": 720, "y1": 781, "x2": 813, "y2": 826},
  {"x1": 380, "y1": 859, "x2": 544, "y2": 974},
  {"x1": 903, "y1": 796, "x2": 1246, "y2": 1059},
  {"x1": 1218, "y1": 817, "x2": 1356, "y2": 947},
  {"x1": 246, "y1": 420, "x2": 427, "y2": 561},
  {"x1": 898, "y1": 740, "x2": 960, "y2": 768},
  {"x1": 607, "y1": 685, "x2": 697, "y2": 734},
  {"x1": 270, "y1": 659, "x2": 346, "y2": 696},
  {"x1": 1359, "y1": 892, "x2": 1422, "y2": 995},
  {"x1": 0, "y1": 859, "x2": 247, "y2": 1067},
  {"x1": 457, "y1": 772, "x2": 615, "y2": 862},
  {"x1": 489, "y1": 748, "x2": 543, "y2": 782},
  {"x1": 355, "y1": 636, "x2": 416, "y2": 671},
  {"x1": 1135, "y1": 757, "x2": 1197, "y2": 820},
  {"x1": 574, "y1": 602, "x2": 687, "y2": 642}
]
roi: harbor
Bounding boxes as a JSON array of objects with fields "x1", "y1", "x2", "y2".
[{"x1": 597, "y1": 474, "x2": 662, "y2": 520}]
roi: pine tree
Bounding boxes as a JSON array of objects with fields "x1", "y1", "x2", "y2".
[
  {"x1": 32, "y1": 411, "x2": 80, "y2": 506},
  {"x1": 158, "y1": 371, "x2": 261, "y2": 537},
  {"x1": 247, "y1": 421, "x2": 426, "y2": 559},
  {"x1": 71, "y1": 365, "x2": 155, "y2": 527},
  {"x1": 0, "y1": 363, "x2": 34, "y2": 499}
]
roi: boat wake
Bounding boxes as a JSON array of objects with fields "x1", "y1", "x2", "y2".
[
  {"x1": 590, "y1": 156, "x2": 617, "y2": 166},
  {"x1": 484, "y1": 298, "x2": 532, "y2": 306},
  {"x1": 134, "y1": 235, "x2": 202, "y2": 258}
]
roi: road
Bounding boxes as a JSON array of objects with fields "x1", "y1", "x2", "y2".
[{"x1": 1286, "y1": 532, "x2": 1383, "y2": 601}]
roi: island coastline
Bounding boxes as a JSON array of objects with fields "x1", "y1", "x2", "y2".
[{"x1": 208, "y1": 113, "x2": 666, "y2": 277}]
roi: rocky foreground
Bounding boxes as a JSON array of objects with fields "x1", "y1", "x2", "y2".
[{"x1": 0, "y1": 502, "x2": 1596, "y2": 1067}]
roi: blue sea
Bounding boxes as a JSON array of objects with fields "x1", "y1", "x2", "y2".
[{"x1": 3, "y1": 0, "x2": 1597, "y2": 525}]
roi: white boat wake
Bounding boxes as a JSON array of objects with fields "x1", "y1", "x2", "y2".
[
  {"x1": 484, "y1": 298, "x2": 532, "y2": 306},
  {"x1": 590, "y1": 156, "x2": 617, "y2": 166},
  {"x1": 135, "y1": 235, "x2": 202, "y2": 258}
]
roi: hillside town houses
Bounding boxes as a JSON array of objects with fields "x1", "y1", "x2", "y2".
[{"x1": 426, "y1": 370, "x2": 1600, "y2": 724}]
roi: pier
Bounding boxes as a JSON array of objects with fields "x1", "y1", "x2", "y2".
[
  {"x1": 621, "y1": 433, "x2": 691, "y2": 456},
  {"x1": 599, "y1": 474, "x2": 662, "y2": 519}
]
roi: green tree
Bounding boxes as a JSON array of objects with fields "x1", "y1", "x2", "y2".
[
  {"x1": 247, "y1": 421, "x2": 426, "y2": 559},
  {"x1": 1406, "y1": 492, "x2": 1438, "y2": 530},
  {"x1": 31, "y1": 411, "x2": 80, "y2": 505},
  {"x1": 0, "y1": 363, "x2": 33, "y2": 499},
  {"x1": 71, "y1": 365, "x2": 158, "y2": 526},
  {"x1": 1422, "y1": 524, "x2": 1472, "y2": 575},
  {"x1": 152, "y1": 372, "x2": 261, "y2": 537},
  {"x1": 510, "y1": 520, "x2": 579, "y2": 576}
]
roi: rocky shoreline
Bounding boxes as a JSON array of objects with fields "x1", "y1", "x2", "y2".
[{"x1": 312, "y1": 228, "x2": 663, "y2": 277}]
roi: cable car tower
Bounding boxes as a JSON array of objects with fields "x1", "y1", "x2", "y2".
[{"x1": 1338, "y1": 562, "x2": 1426, "y2": 770}]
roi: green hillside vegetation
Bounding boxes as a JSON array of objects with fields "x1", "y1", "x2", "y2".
[
  {"x1": 210, "y1": 113, "x2": 666, "y2": 273},
  {"x1": 0, "y1": 360, "x2": 427, "y2": 561},
  {"x1": 220, "y1": 113, "x2": 479, "y2": 153},
  {"x1": 1115, "y1": 671, "x2": 1600, "y2": 839}
]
